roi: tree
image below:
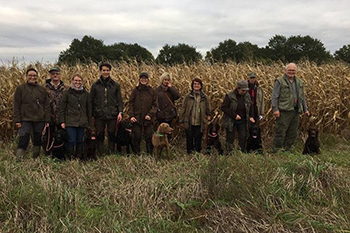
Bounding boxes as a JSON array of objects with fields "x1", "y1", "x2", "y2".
[
  {"x1": 334, "y1": 44, "x2": 350, "y2": 63},
  {"x1": 207, "y1": 39, "x2": 237, "y2": 62},
  {"x1": 58, "y1": 36, "x2": 107, "y2": 64},
  {"x1": 58, "y1": 35, "x2": 154, "y2": 64},
  {"x1": 207, "y1": 39, "x2": 260, "y2": 63},
  {"x1": 264, "y1": 34, "x2": 332, "y2": 64},
  {"x1": 156, "y1": 43, "x2": 202, "y2": 65}
]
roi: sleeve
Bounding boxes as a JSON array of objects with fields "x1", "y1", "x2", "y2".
[
  {"x1": 260, "y1": 87, "x2": 265, "y2": 116},
  {"x1": 90, "y1": 83, "x2": 96, "y2": 117},
  {"x1": 86, "y1": 92, "x2": 92, "y2": 126},
  {"x1": 116, "y1": 84, "x2": 123, "y2": 114},
  {"x1": 271, "y1": 80, "x2": 281, "y2": 112},
  {"x1": 59, "y1": 90, "x2": 68, "y2": 124},
  {"x1": 221, "y1": 94, "x2": 237, "y2": 119},
  {"x1": 178, "y1": 95, "x2": 188, "y2": 123},
  {"x1": 43, "y1": 90, "x2": 51, "y2": 123},
  {"x1": 301, "y1": 86, "x2": 308, "y2": 112},
  {"x1": 148, "y1": 89, "x2": 159, "y2": 117},
  {"x1": 128, "y1": 89, "x2": 136, "y2": 118},
  {"x1": 168, "y1": 86, "x2": 180, "y2": 101},
  {"x1": 13, "y1": 87, "x2": 22, "y2": 123},
  {"x1": 206, "y1": 96, "x2": 211, "y2": 117}
]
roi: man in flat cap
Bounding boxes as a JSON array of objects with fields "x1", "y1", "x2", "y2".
[
  {"x1": 43, "y1": 66, "x2": 68, "y2": 158},
  {"x1": 221, "y1": 80, "x2": 255, "y2": 153}
]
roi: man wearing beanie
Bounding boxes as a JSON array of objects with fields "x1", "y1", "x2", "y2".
[
  {"x1": 155, "y1": 72, "x2": 180, "y2": 134},
  {"x1": 128, "y1": 72, "x2": 158, "y2": 155}
]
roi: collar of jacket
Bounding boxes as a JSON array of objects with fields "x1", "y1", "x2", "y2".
[
  {"x1": 45, "y1": 79, "x2": 66, "y2": 90},
  {"x1": 189, "y1": 90, "x2": 206, "y2": 99},
  {"x1": 98, "y1": 76, "x2": 114, "y2": 86}
]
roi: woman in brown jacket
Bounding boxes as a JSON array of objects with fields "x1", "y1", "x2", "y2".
[
  {"x1": 128, "y1": 72, "x2": 158, "y2": 155},
  {"x1": 179, "y1": 78, "x2": 211, "y2": 154}
]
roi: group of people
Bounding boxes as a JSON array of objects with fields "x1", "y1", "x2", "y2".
[{"x1": 13, "y1": 62, "x2": 309, "y2": 159}]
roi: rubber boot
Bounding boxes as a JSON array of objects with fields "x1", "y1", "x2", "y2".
[
  {"x1": 76, "y1": 144, "x2": 83, "y2": 160},
  {"x1": 32, "y1": 146, "x2": 41, "y2": 158},
  {"x1": 225, "y1": 143, "x2": 233, "y2": 155},
  {"x1": 15, "y1": 148, "x2": 26, "y2": 160},
  {"x1": 108, "y1": 142, "x2": 115, "y2": 155}
]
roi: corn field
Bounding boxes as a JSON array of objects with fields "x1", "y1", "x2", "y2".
[{"x1": 1, "y1": 61, "x2": 350, "y2": 141}]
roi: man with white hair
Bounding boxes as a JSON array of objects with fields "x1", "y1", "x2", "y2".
[{"x1": 271, "y1": 63, "x2": 310, "y2": 152}]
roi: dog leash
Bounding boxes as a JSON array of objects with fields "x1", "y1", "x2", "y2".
[{"x1": 42, "y1": 125, "x2": 64, "y2": 152}]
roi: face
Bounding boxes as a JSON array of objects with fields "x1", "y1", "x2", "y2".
[
  {"x1": 193, "y1": 81, "x2": 201, "y2": 91},
  {"x1": 72, "y1": 76, "x2": 82, "y2": 88},
  {"x1": 100, "y1": 66, "x2": 111, "y2": 79},
  {"x1": 49, "y1": 71, "x2": 61, "y2": 82},
  {"x1": 237, "y1": 88, "x2": 247, "y2": 95},
  {"x1": 285, "y1": 64, "x2": 297, "y2": 79},
  {"x1": 249, "y1": 77, "x2": 256, "y2": 84},
  {"x1": 26, "y1": 70, "x2": 38, "y2": 84},
  {"x1": 139, "y1": 76, "x2": 148, "y2": 85},
  {"x1": 162, "y1": 78, "x2": 170, "y2": 87}
]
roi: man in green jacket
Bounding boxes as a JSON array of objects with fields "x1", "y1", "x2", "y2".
[
  {"x1": 90, "y1": 63, "x2": 123, "y2": 155},
  {"x1": 271, "y1": 63, "x2": 310, "y2": 152},
  {"x1": 13, "y1": 68, "x2": 50, "y2": 159}
]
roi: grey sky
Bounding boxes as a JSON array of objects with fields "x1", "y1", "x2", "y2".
[{"x1": 1, "y1": 0, "x2": 349, "y2": 64}]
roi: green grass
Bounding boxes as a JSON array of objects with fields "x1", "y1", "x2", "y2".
[{"x1": 0, "y1": 134, "x2": 350, "y2": 232}]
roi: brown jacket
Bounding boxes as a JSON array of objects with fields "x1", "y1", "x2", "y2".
[
  {"x1": 179, "y1": 91, "x2": 211, "y2": 133},
  {"x1": 155, "y1": 85, "x2": 180, "y2": 121},
  {"x1": 128, "y1": 85, "x2": 158, "y2": 126},
  {"x1": 13, "y1": 82, "x2": 50, "y2": 123}
]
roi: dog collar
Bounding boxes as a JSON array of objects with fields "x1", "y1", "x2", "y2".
[{"x1": 155, "y1": 131, "x2": 165, "y2": 137}]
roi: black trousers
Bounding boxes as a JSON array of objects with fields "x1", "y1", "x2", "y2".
[
  {"x1": 132, "y1": 123, "x2": 154, "y2": 154},
  {"x1": 95, "y1": 118, "x2": 117, "y2": 144},
  {"x1": 186, "y1": 125, "x2": 202, "y2": 154},
  {"x1": 226, "y1": 122, "x2": 247, "y2": 152}
]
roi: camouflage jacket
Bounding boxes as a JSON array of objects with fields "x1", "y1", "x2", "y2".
[{"x1": 43, "y1": 79, "x2": 68, "y2": 124}]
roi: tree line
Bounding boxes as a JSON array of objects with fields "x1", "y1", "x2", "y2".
[{"x1": 58, "y1": 35, "x2": 350, "y2": 65}]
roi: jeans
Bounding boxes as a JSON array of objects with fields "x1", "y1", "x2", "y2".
[{"x1": 66, "y1": 127, "x2": 84, "y2": 148}]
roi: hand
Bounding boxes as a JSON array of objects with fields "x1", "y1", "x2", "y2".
[
  {"x1": 16, "y1": 123, "x2": 22, "y2": 128},
  {"x1": 145, "y1": 115, "x2": 151, "y2": 120},
  {"x1": 305, "y1": 111, "x2": 311, "y2": 117},
  {"x1": 61, "y1": 123, "x2": 66, "y2": 129},
  {"x1": 117, "y1": 113, "x2": 122, "y2": 123},
  {"x1": 249, "y1": 117, "x2": 255, "y2": 123},
  {"x1": 207, "y1": 115, "x2": 211, "y2": 121},
  {"x1": 130, "y1": 117, "x2": 137, "y2": 123},
  {"x1": 235, "y1": 115, "x2": 241, "y2": 120},
  {"x1": 259, "y1": 115, "x2": 263, "y2": 121},
  {"x1": 179, "y1": 123, "x2": 185, "y2": 128},
  {"x1": 273, "y1": 110, "x2": 280, "y2": 118},
  {"x1": 168, "y1": 82, "x2": 172, "y2": 87}
]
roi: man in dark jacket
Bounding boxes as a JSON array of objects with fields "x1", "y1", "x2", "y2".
[
  {"x1": 221, "y1": 80, "x2": 255, "y2": 153},
  {"x1": 128, "y1": 72, "x2": 158, "y2": 154},
  {"x1": 43, "y1": 66, "x2": 68, "y2": 157},
  {"x1": 13, "y1": 68, "x2": 50, "y2": 159},
  {"x1": 90, "y1": 63, "x2": 123, "y2": 155},
  {"x1": 271, "y1": 63, "x2": 310, "y2": 152}
]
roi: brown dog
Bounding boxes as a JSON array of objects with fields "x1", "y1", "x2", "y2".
[{"x1": 152, "y1": 123, "x2": 173, "y2": 157}]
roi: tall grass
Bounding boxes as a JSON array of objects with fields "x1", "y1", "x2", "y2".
[
  {"x1": 1, "y1": 61, "x2": 350, "y2": 141},
  {"x1": 0, "y1": 134, "x2": 350, "y2": 232}
]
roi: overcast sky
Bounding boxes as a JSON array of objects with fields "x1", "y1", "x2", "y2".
[{"x1": 1, "y1": 0, "x2": 350, "y2": 64}]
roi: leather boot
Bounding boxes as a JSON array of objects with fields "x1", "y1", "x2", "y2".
[
  {"x1": 15, "y1": 148, "x2": 26, "y2": 160},
  {"x1": 32, "y1": 146, "x2": 41, "y2": 158}
]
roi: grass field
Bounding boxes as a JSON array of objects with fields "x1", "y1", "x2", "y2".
[{"x1": 1, "y1": 133, "x2": 349, "y2": 233}]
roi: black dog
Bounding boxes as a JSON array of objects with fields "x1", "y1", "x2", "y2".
[
  {"x1": 303, "y1": 128, "x2": 320, "y2": 155},
  {"x1": 42, "y1": 127, "x2": 66, "y2": 159},
  {"x1": 51, "y1": 129, "x2": 67, "y2": 159},
  {"x1": 83, "y1": 128, "x2": 97, "y2": 160},
  {"x1": 206, "y1": 119, "x2": 223, "y2": 155},
  {"x1": 246, "y1": 124, "x2": 263, "y2": 154},
  {"x1": 116, "y1": 120, "x2": 133, "y2": 155}
]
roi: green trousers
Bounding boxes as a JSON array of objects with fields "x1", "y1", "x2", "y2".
[{"x1": 274, "y1": 110, "x2": 299, "y2": 150}]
